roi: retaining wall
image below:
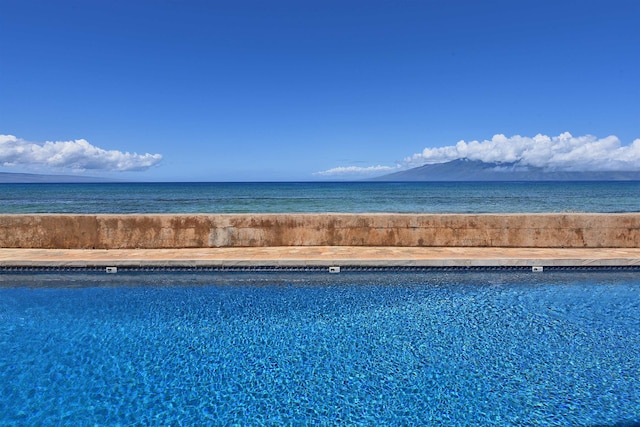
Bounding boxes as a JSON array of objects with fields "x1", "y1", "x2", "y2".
[{"x1": 1, "y1": 214, "x2": 639, "y2": 249}]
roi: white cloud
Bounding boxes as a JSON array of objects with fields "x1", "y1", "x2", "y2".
[
  {"x1": 316, "y1": 132, "x2": 640, "y2": 177},
  {"x1": 0, "y1": 135, "x2": 162, "y2": 172},
  {"x1": 314, "y1": 165, "x2": 397, "y2": 177},
  {"x1": 406, "y1": 132, "x2": 640, "y2": 172}
]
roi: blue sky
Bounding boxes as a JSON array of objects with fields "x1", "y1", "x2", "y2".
[{"x1": 1, "y1": 0, "x2": 638, "y2": 181}]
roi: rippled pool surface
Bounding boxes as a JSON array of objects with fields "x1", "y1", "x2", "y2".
[{"x1": 1, "y1": 271, "x2": 639, "y2": 426}]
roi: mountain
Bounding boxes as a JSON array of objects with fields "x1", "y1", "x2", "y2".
[
  {"x1": 372, "y1": 159, "x2": 640, "y2": 181},
  {"x1": 0, "y1": 172, "x2": 117, "y2": 183}
]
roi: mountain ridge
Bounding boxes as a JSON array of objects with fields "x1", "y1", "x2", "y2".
[
  {"x1": 0, "y1": 172, "x2": 118, "y2": 183},
  {"x1": 371, "y1": 159, "x2": 640, "y2": 181}
]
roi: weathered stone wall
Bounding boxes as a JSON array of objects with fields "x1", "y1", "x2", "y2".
[{"x1": 0, "y1": 214, "x2": 639, "y2": 249}]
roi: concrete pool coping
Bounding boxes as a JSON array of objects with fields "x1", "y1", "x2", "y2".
[{"x1": 1, "y1": 247, "x2": 640, "y2": 268}]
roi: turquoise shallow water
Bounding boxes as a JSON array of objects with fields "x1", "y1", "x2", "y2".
[
  {"x1": 1, "y1": 181, "x2": 640, "y2": 213},
  {"x1": 1, "y1": 271, "x2": 639, "y2": 426}
]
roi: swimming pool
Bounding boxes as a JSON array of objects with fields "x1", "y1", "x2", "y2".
[{"x1": 1, "y1": 270, "x2": 639, "y2": 426}]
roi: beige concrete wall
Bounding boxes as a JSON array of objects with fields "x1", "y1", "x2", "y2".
[{"x1": 0, "y1": 213, "x2": 639, "y2": 249}]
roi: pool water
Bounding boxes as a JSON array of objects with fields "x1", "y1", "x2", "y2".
[{"x1": 1, "y1": 271, "x2": 639, "y2": 426}]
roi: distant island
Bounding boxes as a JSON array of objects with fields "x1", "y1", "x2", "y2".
[
  {"x1": 3, "y1": 160, "x2": 640, "y2": 183},
  {"x1": 372, "y1": 159, "x2": 640, "y2": 181},
  {"x1": 0, "y1": 172, "x2": 117, "y2": 183}
]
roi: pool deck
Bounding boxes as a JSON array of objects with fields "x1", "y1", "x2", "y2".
[{"x1": 1, "y1": 247, "x2": 639, "y2": 268}]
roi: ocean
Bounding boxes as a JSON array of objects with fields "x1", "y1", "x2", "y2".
[{"x1": 0, "y1": 181, "x2": 639, "y2": 213}]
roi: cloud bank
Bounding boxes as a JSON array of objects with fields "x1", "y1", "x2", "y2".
[
  {"x1": 314, "y1": 164, "x2": 397, "y2": 177},
  {"x1": 406, "y1": 132, "x2": 640, "y2": 171},
  {"x1": 0, "y1": 135, "x2": 162, "y2": 172},
  {"x1": 317, "y1": 132, "x2": 640, "y2": 177}
]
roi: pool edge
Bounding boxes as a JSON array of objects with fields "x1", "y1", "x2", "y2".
[{"x1": 1, "y1": 247, "x2": 639, "y2": 270}]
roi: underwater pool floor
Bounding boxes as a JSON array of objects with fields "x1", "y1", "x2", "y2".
[{"x1": 0, "y1": 270, "x2": 639, "y2": 426}]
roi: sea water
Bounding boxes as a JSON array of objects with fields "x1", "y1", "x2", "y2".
[
  {"x1": 1, "y1": 181, "x2": 640, "y2": 213},
  {"x1": 0, "y1": 270, "x2": 639, "y2": 426}
]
